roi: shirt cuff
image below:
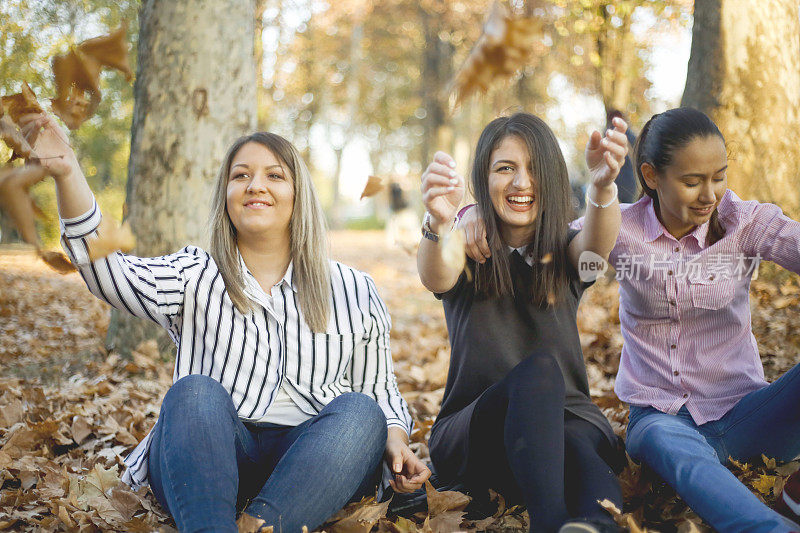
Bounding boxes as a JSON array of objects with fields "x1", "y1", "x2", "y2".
[
  {"x1": 60, "y1": 200, "x2": 101, "y2": 266},
  {"x1": 387, "y1": 419, "x2": 412, "y2": 438},
  {"x1": 60, "y1": 200, "x2": 101, "y2": 238}
]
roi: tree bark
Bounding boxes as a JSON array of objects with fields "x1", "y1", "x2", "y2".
[
  {"x1": 682, "y1": 0, "x2": 800, "y2": 214},
  {"x1": 108, "y1": 0, "x2": 256, "y2": 357}
]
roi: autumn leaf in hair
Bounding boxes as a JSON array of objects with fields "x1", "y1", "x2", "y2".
[
  {"x1": 51, "y1": 24, "x2": 133, "y2": 130},
  {"x1": 449, "y1": 2, "x2": 542, "y2": 107}
]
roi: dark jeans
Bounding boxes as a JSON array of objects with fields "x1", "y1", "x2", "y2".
[
  {"x1": 627, "y1": 362, "x2": 800, "y2": 533},
  {"x1": 147, "y1": 374, "x2": 387, "y2": 533},
  {"x1": 467, "y1": 354, "x2": 622, "y2": 533}
]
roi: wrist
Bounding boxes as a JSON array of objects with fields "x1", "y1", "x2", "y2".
[{"x1": 586, "y1": 182, "x2": 618, "y2": 209}]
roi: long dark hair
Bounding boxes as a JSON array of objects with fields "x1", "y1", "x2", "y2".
[
  {"x1": 634, "y1": 107, "x2": 727, "y2": 246},
  {"x1": 471, "y1": 112, "x2": 572, "y2": 305}
]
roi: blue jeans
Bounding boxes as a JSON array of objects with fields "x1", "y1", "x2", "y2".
[
  {"x1": 147, "y1": 375, "x2": 388, "y2": 532},
  {"x1": 626, "y1": 362, "x2": 800, "y2": 533}
]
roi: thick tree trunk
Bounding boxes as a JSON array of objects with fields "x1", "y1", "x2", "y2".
[
  {"x1": 108, "y1": 0, "x2": 256, "y2": 357},
  {"x1": 682, "y1": 0, "x2": 800, "y2": 214}
]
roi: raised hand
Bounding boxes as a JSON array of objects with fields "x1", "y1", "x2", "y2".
[
  {"x1": 17, "y1": 113, "x2": 78, "y2": 180},
  {"x1": 585, "y1": 116, "x2": 628, "y2": 189},
  {"x1": 421, "y1": 151, "x2": 465, "y2": 233}
]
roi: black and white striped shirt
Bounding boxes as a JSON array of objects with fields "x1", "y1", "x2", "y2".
[{"x1": 60, "y1": 200, "x2": 413, "y2": 490}]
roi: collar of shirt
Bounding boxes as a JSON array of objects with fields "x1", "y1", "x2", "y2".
[
  {"x1": 238, "y1": 252, "x2": 297, "y2": 311},
  {"x1": 642, "y1": 195, "x2": 713, "y2": 248},
  {"x1": 508, "y1": 245, "x2": 534, "y2": 266}
]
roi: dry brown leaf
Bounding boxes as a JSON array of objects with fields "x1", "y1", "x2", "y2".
[
  {"x1": 0, "y1": 115, "x2": 35, "y2": 161},
  {"x1": 236, "y1": 513, "x2": 269, "y2": 533},
  {"x1": 87, "y1": 215, "x2": 136, "y2": 261},
  {"x1": 38, "y1": 249, "x2": 77, "y2": 274},
  {"x1": 0, "y1": 164, "x2": 49, "y2": 245},
  {"x1": 51, "y1": 24, "x2": 132, "y2": 130},
  {"x1": 360, "y1": 175, "x2": 386, "y2": 200},
  {"x1": 327, "y1": 496, "x2": 391, "y2": 533},
  {"x1": 449, "y1": 2, "x2": 543, "y2": 107},
  {"x1": 424, "y1": 480, "x2": 470, "y2": 516},
  {"x1": 427, "y1": 510, "x2": 465, "y2": 533},
  {"x1": 1, "y1": 82, "x2": 44, "y2": 123}
]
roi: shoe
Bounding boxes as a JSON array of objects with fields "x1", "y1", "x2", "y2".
[
  {"x1": 558, "y1": 518, "x2": 620, "y2": 533},
  {"x1": 558, "y1": 522, "x2": 600, "y2": 533},
  {"x1": 775, "y1": 470, "x2": 800, "y2": 526}
]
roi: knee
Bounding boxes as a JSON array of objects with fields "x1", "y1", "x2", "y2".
[
  {"x1": 510, "y1": 352, "x2": 565, "y2": 397},
  {"x1": 161, "y1": 374, "x2": 234, "y2": 421},
  {"x1": 328, "y1": 393, "x2": 387, "y2": 445}
]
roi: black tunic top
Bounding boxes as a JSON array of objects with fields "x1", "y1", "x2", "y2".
[{"x1": 428, "y1": 238, "x2": 617, "y2": 480}]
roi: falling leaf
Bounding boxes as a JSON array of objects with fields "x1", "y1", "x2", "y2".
[
  {"x1": 440, "y1": 229, "x2": 466, "y2": 274},
  {"x1": 762, "y1": 454, "x2": 777, "y2": 470},
  {"x1": 38, "y1": 249, "x2": 77, "y2": 274},
  {"x1": 0, "y1": 163, "x2": 49, "y2": 245},
  {"x1": 87, "y1": 215, "x2": 136, "y2": 261},
  {"x1": 424, "y1": 480, "x2": 470, "y2": 516},
  {"x1": 1, "y1": 82, "x2": 44, "y2": 123},
  {"x1": 449, "y1": 2, "x2": 543, "y2": 107},
  {"x1": 51, "y1": 24, "x2": 133, "y2": 130},
  {"x1": 0, "y1": 115, "x2": 35, "y2": 161},
  {"x1": 360, "y1": 175, "x2": 386, "y2": 200},
  {"x1": 540, "y1": 252, "x2": 553, "y2": 264},
  {"x1": 599, "y1": 498, "x2": 622, "y2": 516}
]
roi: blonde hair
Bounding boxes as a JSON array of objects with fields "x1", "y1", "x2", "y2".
[{"x1": 209, "y1": 132, "x2": 331, "y2": 332}]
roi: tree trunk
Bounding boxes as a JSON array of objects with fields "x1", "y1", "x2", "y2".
[
  {"x1": 682, "y1": 0, "x2": 800, "y2": 214},
  {"x1": 108, "y1": 0, "x2": 256, "y2": 357}
]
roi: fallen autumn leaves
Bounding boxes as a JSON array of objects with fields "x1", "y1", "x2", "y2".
[{"x1": 1, "y1": 233, "x2": 800, "y2": 532}]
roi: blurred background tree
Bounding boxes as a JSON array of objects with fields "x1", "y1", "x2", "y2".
[
  {"x1": 8, "y1": 0, "x2": 797, "y2": 249},
  {"x1": 682, "y1": 0, "x2": 800, "y2": 214}
]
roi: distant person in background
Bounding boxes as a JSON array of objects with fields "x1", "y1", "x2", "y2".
[
  {"x1": 386, "y1": 182, "x2": 419, "y2": 248},
  {"x1": 607, "y1": 109, "x2": 637, "y2": 204}
]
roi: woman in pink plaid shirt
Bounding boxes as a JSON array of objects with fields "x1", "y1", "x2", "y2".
[{"x1": 459, "y1": 107, "x2": 800, "y2": 532}]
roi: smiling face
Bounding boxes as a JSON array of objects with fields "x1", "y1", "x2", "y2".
[
  {"x1": 226, "y1": 141, "x2": 295, "y2": 242},
  {"x1": 487, "y1": 135, "x2": 539, "y2": 247},
  {"x1": 642, "y1": 134, "x2": 728, "y2": 240}
]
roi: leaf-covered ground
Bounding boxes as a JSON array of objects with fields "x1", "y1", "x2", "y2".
[{"x1": 1, "y1": 232, "x2": 799, "y2": 532}]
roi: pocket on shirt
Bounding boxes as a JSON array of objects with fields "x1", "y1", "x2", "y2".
[{"x1": 689, "y1": 276, "x2": 735, "y2": 310}]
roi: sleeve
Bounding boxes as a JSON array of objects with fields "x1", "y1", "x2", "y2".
[
  {"x1": 738, "y1": 201, "x2": 800, "y2": 274},
  {"x1": 349, "y1": 274, "x2": 414, "y2": 436},
  {"x1": 60, "y1": 198, "x2": 210, "y2": 334}
]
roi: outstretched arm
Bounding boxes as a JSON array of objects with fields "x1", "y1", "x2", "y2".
[
  {"x1": 567, "y1": 117, "x2": 628, "y2": 269},
  {"x1": 417, "y1": 151, "x2": 466, "y2": 293}
]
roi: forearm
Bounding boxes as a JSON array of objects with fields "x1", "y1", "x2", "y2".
[
  {"x1": 417, "y1": 231, "x2": 462, "y2": 293},
  {"x1": 55, "y1": 162, "x2": 95, "y2": 219},
  {"x1": 571, "y1": 184, "x2": 620, "y2": 262}
]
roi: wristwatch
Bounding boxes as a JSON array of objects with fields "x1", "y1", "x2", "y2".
[{"x1": 421, "y1": 211, "x2": 440, "y2": 242}]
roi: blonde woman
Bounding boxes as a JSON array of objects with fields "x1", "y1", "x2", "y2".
[{"x1": 20, "y1": 112, "x2": 429, "y2": 532}]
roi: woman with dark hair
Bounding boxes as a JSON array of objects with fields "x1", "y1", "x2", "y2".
[
  {"x1": 417, "y1": 112, "x2": 630, "y2": 533},
  {"x1": 19, "y1": 111, "x2": 429, "y2": 532},
  {"x1": 459, "y1": 107, "x2": 800, "y2": 532}
]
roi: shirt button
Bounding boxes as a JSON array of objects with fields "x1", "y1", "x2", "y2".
[
  {"x1": 674, "y1": 246, "x2": 680, "y2": 252},
  {"x1": 673, "y1": 370, "x2": 679, "y2": 376},
  {"x1": 671, "y1": 344, "x2": 677, "y2": 349},
  {"x1": 683, "y1": 393, "x2": 688, "y2": 398},
  {"x1": 669, "y1": 299, "x2": 676, "y2": 306},
  {"x1": 667, "y1": 270, "x2": 674, "y2": 275},
  {"x1": 709, "y1": 275, "x2": 715, "y2": 280}
]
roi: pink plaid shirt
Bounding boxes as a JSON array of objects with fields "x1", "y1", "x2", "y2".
[{"x1": 575, "y1": 189, "x2": 800, "y2": 424}]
